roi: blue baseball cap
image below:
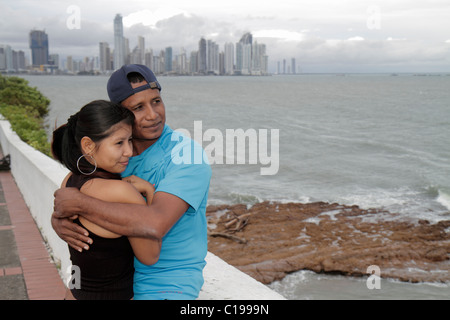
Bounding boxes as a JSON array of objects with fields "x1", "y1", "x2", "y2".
[{"x1": 107, "y1": 64, "x2": 161, "y2": 103}]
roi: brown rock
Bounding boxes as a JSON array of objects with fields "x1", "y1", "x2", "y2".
[{"x1": 207, "y1": 201, "x2": 450, "y2": 284}]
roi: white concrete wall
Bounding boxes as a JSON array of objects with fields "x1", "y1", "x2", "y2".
[
  {"x1": 0, "y1": 119, "x2": 285, "y2": 300},
  {"x1": 0, "y1": 118, "x2": 72, "y2": 280}
]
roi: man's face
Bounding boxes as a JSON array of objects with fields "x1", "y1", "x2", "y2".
[{"x1": 120, "y1": 81, "x2": 166, "y2": 144}]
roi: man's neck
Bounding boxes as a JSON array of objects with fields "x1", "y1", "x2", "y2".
[{"x1": 132, "y1": 138, "x2": 158, "y2": 156}]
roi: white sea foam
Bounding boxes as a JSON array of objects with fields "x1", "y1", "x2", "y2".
[{"x1": 437, "y1": 189, "x2": 450, "y2": 211}]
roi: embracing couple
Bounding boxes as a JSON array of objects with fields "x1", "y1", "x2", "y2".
[{"x1": 51, "y1": 64, "x2": 211, "y2": 300}]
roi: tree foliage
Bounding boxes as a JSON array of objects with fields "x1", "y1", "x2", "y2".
[{"x1": 0, "y1": 74, "x2": 51, "y2": 156}]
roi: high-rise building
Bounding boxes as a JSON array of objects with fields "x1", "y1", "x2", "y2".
[
  {"x1": 235, "y1": 32, "x2": 269, "y2": 75},
  {"x1": 130, "y1": 45, "x2": 142, "y2": 65},
  {"x1": 207, "y1": 40, "x2": 219, "y2": 74},
  {"x1": 235, "y1": 42, "x2": 243, "y2": 73},
  {"x1": 165, "y1": 47, "x2": 172, "y2": 72},
  {"x1": 236, "y1": 33, "x2": 253, "y2": 75},
  {"x1": 241, "y1": 43, "x2": 252, "y2": 75},
  {"x1": 12, "y1": 50, "x2": 26, "y2": 71},
  {"x1": 198, "y1": 38, "x2": 207, "y2": 74},
  {"x1": 113, "y1": 14, "x2": 125, "y2": 70},
  {"x1": 158, "y1": 54, "x2": 164, "y2": 74},
  {"x1": 190, "y1": 51, "x2": 199, "y2": 74},
  {"x1": 152, "y1": 55, "x2": 161, "y2": 74},
  {"x1": 29, "y1": 30, "x2": 49, "y2": 67},
  {"x1": 49, "y1": 53, "x2": 59, "y2": 69},
  {"x1": 138, "y1": 36, "x2": 145, "y2": 65},
  {"x1": 0, "y1": 46, "x2": 7, "y2": 70},
  {"x1": 145, "y1": 50, "x2": 153, "y2": 70},
  {"x1": 219, "y1": 51, "x2": 225, "y2": 75},
  {"x1": 175, "y1": 48, "x2": 187, "y2": 74},
  {"x1": 66, "y1": 56, "x2": 73, "y2": 72},
  {"x1": 224, "y1": 42, "x2": 235, "y2": 75},
  {"x1": 240, "y1": 32, "x2": 253, "y2": 45},
  {"x1": 123, "y1": 37, "x2": 130, "y2": 65},
  {"x1": 99, "y1": 42, "x2": 111, "y2": 72},
  {"x1": 0, "y1": 46, "x2": 5, "y2": 70},
  {"x1": 252, "y1": 41, "x2": 267, "y2": 75},
  {"x1": 0, "y1": 45, "x2": 14, "y2": 71}
]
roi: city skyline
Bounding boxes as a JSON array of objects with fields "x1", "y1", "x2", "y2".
[
  {"x1": 2, "y1": 23, "x2": 275, "y2": 76},
  {"x1": 1, "y1": 0, "x2": 450, "y2": 73}
]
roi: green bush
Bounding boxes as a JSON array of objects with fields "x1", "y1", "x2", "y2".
[{"x1": 0, "y1": 74, "x2": 51, "y2": 156}]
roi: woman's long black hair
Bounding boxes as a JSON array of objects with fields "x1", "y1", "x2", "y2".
[{"x1": 51, "y1": 100, "x2": 135, "y2": 175}]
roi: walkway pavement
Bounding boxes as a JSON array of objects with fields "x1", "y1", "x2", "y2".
[{"x1": 0, "y1": 163, "x2": 66, "y2": 300}]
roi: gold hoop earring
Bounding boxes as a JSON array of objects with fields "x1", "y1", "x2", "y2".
[{"x1": 76, "y1": 154, "x2": 97, "y2": 175}]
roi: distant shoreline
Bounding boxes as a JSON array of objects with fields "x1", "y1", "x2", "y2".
[{"x1": 4, "y1": 71, "x2": 450, "y2": 77}]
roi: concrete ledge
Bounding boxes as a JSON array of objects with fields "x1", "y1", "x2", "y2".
[
  {"x1": 199, "y1": 252, "x2": 285, "y2": 300},
  {"x1": 0, "y1": 119, "x2": 285, "y2": 300}
]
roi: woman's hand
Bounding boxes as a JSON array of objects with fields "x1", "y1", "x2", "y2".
[{"x1": 123, "y1": 175, "x2": 155, "y2": 205}]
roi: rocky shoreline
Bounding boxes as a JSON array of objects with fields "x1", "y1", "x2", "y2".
[{"x1": 206, "y1": 201, "x2": 450, "y2": 284}]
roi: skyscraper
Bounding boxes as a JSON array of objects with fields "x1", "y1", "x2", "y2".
[
  {"x1": 165, "y1": 47, "x2": 172, "y2": 72},
  {"x1": 235, "y1": 42, "x2": 243, "y2": 73},
  {"x1": 207, "y1": 40, "x2": 219, "y2": 74},
  {"x1": 145, "y1": 50, "x2": 153, "y2": 70},
  {"x1": 138, "y1": 36, "x2": 145, "y2": 65},
  {"x1": 99, "y1": 42, "x2": 111, "y2": 72},
  {"x1": 29, "y1": 30, "x2": 49, "y2": 67},
  {"x1": 240, "y1": 32, "x2": 253, "y2": 45},
  {"x1": 235, "y1": 33, "x2": 268, "y2": 75},
  {"x1": 0, "y1": 45, "x2": 12, "y2": 71},
  {"x1": 66, "y1": 56, "x2": 73, "y2": 73},
  {"x1": 48, "y1": 53, "x2": 59, "y2": 69},
  {"x1": 114, "y1": 14, "x2": 125, "y2": 70},
  {"x1": 236, "y1": 32, "x2": 253, "y2": 75},
  {"x1": 190, "y1": 51, "x2": 199, "y2": 74},
  {"x1": 198, "y1": 38, "x2": 207, "y2": 74},
  {"x1": 224, "y1": 42, "x2": 235, "y2": 75},
  {"x1": 12, "y1": 50, "x2": 26, "y2": 71}
]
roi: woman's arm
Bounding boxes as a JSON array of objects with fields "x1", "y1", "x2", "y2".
[{"x1": 84, "y1": 179, "x2": 162, "y2": 265}]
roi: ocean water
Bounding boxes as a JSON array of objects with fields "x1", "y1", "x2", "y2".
[{"x1": 20, "y1": 74, "x2": 450, "y2": 299}]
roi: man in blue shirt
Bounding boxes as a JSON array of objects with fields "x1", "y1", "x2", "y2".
[{"x1": 52, "y1": 64, "x2": 211, "y2": 299}]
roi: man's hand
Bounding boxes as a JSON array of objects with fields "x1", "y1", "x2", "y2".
[
  {"x1": 53, "y1": 187, "x2": 92, "y2": 251},
  {"x1": 51, "y1": 214, "x2": 92, "y2": 252},
  {"x1": 53, "y1": 187, "x2": 83, "y2": 219}
]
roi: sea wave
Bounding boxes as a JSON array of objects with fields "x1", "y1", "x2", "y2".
[
  {"x1": 437, "y1": 189, "x2": 450, "y2": 211},
  {"x1": 208, "y1": 185, "x2": 450, "y2": 224}
]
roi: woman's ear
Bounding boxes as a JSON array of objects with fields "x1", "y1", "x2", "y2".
[{"x1": 80, "y1": 136, "x2": 95, "y2": 155}]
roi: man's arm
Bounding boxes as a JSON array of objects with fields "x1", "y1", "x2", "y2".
[{"x1": 53, "y1": 187, "x2": 189, "y2": 240}]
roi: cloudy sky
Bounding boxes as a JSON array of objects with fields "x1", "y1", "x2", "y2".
[{"x1": 1, "y1": 0, "x2": 449, "y2": 73}]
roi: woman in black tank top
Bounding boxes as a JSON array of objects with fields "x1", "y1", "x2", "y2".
[
  {"x1": 65, "y1": 172, "x2": 135, "y2": 300},
  {"x1": 52, "y1": 100, "x2": 159, "y2": 300}
]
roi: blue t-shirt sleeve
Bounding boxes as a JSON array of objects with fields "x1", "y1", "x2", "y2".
[{"x1": 156, "y1": 139, "x2": 211, "y2": 212}]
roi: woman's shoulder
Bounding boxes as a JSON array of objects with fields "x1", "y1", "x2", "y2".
[
  {"x1": 81, "y1": 178, "x2": 146, "y2": 205},
  {"x1": 61, "y1": 172, "x2": 73, "y2": 188}
]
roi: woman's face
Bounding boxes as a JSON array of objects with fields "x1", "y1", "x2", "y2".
[{"x1": 91, "y1": 122, "x2": 133, "y2": 174}]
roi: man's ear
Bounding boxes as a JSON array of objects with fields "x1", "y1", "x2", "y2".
[{"x1": 80, "y1": 136, "x2": 95, "y2": 155}]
